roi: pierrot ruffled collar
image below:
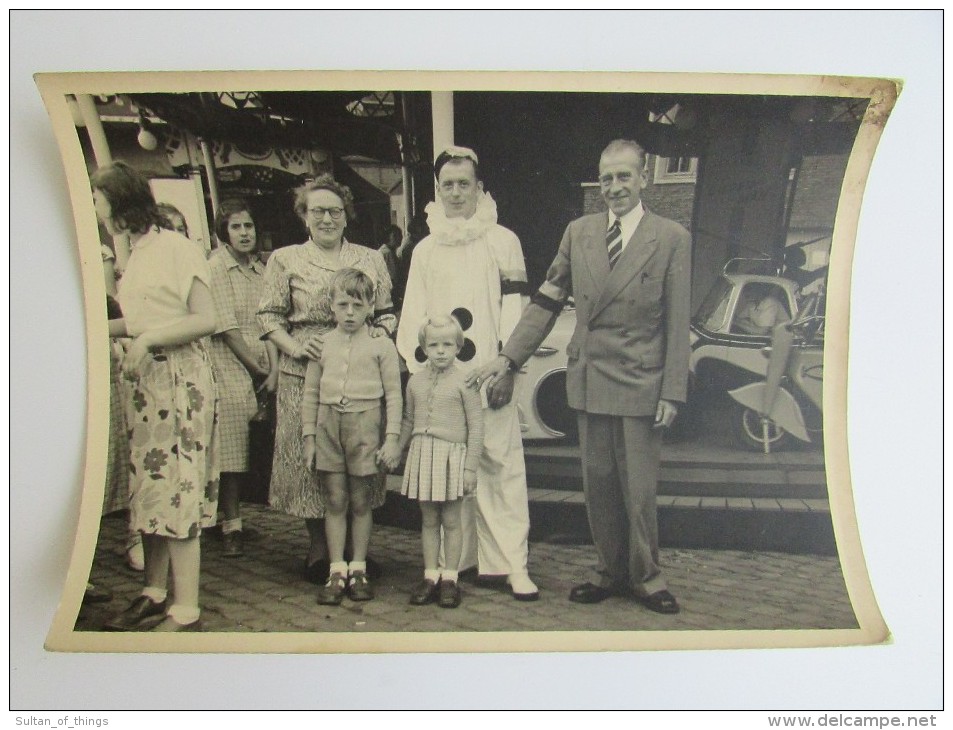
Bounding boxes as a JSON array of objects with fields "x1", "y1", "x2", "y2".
[{"x1": 425, "y1": 192, "x2": 498, "y2": 246}]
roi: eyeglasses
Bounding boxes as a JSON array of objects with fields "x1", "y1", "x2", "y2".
[{"x1": 307, "y1": 207, "x2": 345, "y2": 220}]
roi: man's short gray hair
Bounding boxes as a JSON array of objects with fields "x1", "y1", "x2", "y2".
[{"x1": 601, "y1": 139, "x2": 648, "y2": 170}]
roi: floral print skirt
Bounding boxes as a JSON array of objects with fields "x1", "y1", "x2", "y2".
[{"x1": 126, "y1": 341, "x2": 220, "y2": 539}]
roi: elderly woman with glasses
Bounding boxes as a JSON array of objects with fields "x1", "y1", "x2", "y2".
[{"x1": 258, "y1": 174, "x2": 396, "y2": 581}]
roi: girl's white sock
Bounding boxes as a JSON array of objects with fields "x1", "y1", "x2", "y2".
[{"x1": 142, "y1": 586, "x2": 168, "y2": 603}]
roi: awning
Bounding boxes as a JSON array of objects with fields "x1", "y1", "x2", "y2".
[{"x1": 129, "y1": 91, "x2": 402, "y2": 163}]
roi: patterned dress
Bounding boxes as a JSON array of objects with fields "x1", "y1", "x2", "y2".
[
  {"x1": 207, "y1": 248, "x2": 268, "y2": 472},
  {"x1": 117, "y1": 227, "x2": 220, "y2": 539},
  {"x1": 257, "y1": 239, "x2": 395, "y2": 519}
]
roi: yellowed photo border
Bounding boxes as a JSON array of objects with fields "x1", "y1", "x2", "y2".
[{"x1": 36, "y1": 69, "x2": 897, "y2": 654}]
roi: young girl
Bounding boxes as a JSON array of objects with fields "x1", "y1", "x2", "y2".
[{"x1": 398, "y1": 315, "x2": 485, "y2": 608}]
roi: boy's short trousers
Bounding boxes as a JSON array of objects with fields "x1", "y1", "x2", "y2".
[{"x1": 313, "y1": 404, "x2": 383, "y2": 477}]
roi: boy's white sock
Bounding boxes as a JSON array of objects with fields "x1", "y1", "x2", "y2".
[
  {"x1": 348, "y1": 561, "x2": 367, "y2": 575},
  {"x1": 440, "y1": 569, "x2": 459, "y2": 583},
  {"x1": 329, "y1": 561, "x2": 348, "y2": 577},
  {"x1": 424, "y1": 569, "x2": 441, "y2": 583}
]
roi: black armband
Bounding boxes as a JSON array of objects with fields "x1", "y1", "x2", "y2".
[
  {"x1": 530, "y1": 291, "x2": 564, "y2": 315},
  {"x1": 501, "y1": 280, "x2": 530, "y2": 296}
]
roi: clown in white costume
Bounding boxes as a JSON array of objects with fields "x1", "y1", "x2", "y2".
[{"x1": 396, "y1": 146, "x2": 539, "y2": 600}]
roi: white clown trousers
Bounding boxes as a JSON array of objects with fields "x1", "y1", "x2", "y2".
[{"x1": 452, "y1": 401, "x2": 531, "y2": 576}]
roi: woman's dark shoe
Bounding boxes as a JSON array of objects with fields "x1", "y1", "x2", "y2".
[
  {"x1": 409, "y1": 579, "x2": 439, "y2": 606},
  {"x1": 303, "y1": 558, "x2": 331, "y2": 585},
  {"x1": 568, "y1": 582, "x2": 615, "y2": 604},
  {"x1": 83, "y1": 583, "x2": 113, "y2": 605},
  {"x1": 222, "y1": 530, "x2": 244, "y2": 558},
  {"x1": 438, "y1": 580, "x2": 461, "y2": 609},
  {"x1": 103, "y1": 595, "x2": 167, "y2": 631},
  {"x1": 634, "y1": 589, "x2": 680, "y2": 614},
  {"x1": 364, "y1": 556, "x2": 383, "y2": 580}
]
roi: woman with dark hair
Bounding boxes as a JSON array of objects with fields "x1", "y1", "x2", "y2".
[
  {"x1": 207, "y1": 199, "x2": 278, "y2": 557},
  {"x1": 157, "y1": 203, "x2": 190, "y2": 239},
  {"x1": 95, "y1": 161, "x2": 219, "y2": 632},
  {"x1": 258, "y1": 174, "x2": 395, "y2": 581}
]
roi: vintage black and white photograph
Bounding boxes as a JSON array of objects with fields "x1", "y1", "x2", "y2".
[
  {"x1": 13, "y1": 9, "x2": 944, "y2": 715},
  {"x1": 33, "y1": 69, "x2": 897, "y2": 655}
]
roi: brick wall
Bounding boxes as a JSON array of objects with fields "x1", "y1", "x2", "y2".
[{"x1": 788, "y1": 154, "x2": 849, "y2": 230}]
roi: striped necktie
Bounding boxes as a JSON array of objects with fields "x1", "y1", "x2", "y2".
[{"x1": 606, "y1": 218, "x2": 623, "y2": 269}]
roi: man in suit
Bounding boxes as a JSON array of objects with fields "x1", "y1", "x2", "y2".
[{"x1": 471, "y1": 139, "x2": 691, "y2": 613}]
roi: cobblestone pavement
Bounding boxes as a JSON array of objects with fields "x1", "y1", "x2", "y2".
[{"x1": 76, "y1": 501, "x2": 858, "y2": 636}]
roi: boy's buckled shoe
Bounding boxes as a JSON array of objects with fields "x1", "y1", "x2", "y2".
[
  {"x1": 438, "y1": 579, "x2": 461, "y2": 609},
  {"x1": 409, "y1": 578, "x2": 439, "y2": 605}
]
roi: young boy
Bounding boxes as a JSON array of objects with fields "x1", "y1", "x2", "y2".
[{"x1": 301, "y1": 268, "x2": 402, "y2": 605}]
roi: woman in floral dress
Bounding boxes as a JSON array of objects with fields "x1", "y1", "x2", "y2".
[
  {"x1": 95, "y1": 161, "x2": 219, "y2": 632},
  {"x1": 257, "y1": 174, "x2": 395, "y2": 580}
]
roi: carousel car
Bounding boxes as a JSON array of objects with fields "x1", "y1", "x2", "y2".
[
  {"x1": 514, "y1": 272, "x2": 817, "y2": 447},
  {"x1": 689, "y1": 272, "x2": 826, "y2": 451},
  {"x1": 515, "y1": 303, "x2": 579, "y2": 441},
  {"x1": 689, "y1": 272, "x2": 801, "y2": 388}
]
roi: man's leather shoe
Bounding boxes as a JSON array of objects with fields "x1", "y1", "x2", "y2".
[
  {"x1": 568, "y1": 582, "x2": 615, "y2": 604},
  {"x1": 634, "y1": 589, "x2": 680, "y2": 614},
  {"x1": 507, "y1": 572, "x2": 540, "y2": 602},
  {"x1": 103, "y1": 595, "x2": 167, "y2": 631}
]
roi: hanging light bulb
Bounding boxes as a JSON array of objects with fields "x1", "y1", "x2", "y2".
[{"x1": 137, "y1": 110, "x2": 158, "y2": 151}]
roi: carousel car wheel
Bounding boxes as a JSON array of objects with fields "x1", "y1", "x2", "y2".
[
  {"x1": 532, "y1": 369, "x2": 578, "y2": 442},
  {"x1": 731, "y1": 403, "x2": 793, "y2": 452}
]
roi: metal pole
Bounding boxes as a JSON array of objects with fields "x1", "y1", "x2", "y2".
[
  {"x1": 431, "y1": 91, "x2": 454, "y2": 160},
  {"x1": 398, "y1": 92, "x2": 415, "y2": 228},
  {"x1": 76, "y1": 94, "x2": 111, "y2": 167},
  {"x1": 184, "y1": 132, "x2": 214, "y2": 253},
  {"x1": 199, "y1": 138, "x2": 221, "y2": 219}
]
